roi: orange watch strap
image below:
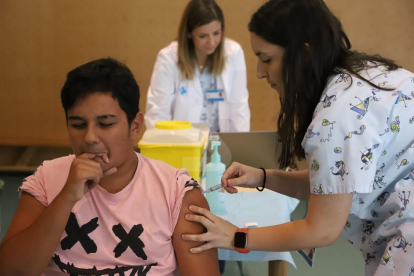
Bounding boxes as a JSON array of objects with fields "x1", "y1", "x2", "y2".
[{"x1": 235, "y1": 228, "x2": 250, "y2": 254}]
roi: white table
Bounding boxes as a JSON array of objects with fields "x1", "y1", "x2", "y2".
[{"x1": 211, "y1": 187, "x2": 300, "y2": 275}]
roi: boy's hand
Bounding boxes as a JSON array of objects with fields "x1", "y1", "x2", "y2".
[{"x1": 60, "y1": 153, "x2": 117, "y2": 203}]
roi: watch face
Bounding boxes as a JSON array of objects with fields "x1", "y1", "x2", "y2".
[{"x1": 234, "y1": 232, "x2": 247, "y2": 248}]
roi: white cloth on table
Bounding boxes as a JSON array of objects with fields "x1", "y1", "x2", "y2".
[{"x1": 216, "y1": 188, "x2": 299, "y2": 266}]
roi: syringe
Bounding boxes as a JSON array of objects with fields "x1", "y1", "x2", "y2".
[{"x1": 203, "y1": 183, "x2": 224, "y2": 194}]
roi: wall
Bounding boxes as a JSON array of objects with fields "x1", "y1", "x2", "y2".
[{"x1": 0, "y1": 0, "x2": 413, "y2": 146}]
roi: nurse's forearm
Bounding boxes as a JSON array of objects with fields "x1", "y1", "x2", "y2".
[
  {"x1": 245, "y1": 219, "x2": 336, "y2": 252},
  {"x1": 265, "y1": 169, "x2": 310, "y2": 200},
  {"x1": 245, "y1": 193, "x2": 353, "y2": 252}
]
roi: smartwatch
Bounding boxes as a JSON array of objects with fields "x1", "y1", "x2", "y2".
[{"x1": 233, "y1": 228, "x2": 250, "y2": 254}]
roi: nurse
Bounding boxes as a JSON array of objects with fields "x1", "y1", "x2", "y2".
[
  {"x1": 145, "y1": 0, "x2": 250, "y2": 132},
  {"x1": 182, "y1": 0, "x2": 414, "y2": 275}
]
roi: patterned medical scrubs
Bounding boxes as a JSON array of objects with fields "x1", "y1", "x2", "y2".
[{"x1": 302, "y1": 63, "x2": 414, "y2": 276}]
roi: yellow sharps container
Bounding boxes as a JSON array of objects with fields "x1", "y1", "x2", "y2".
[{"x1": 138, "y1": 121, "x2": 207, "y2": 181}]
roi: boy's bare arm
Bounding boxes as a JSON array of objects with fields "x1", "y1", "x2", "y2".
[
  {"x1": 0, "y1": 154, "x2": 116, "y2": 275},
  {"x1": 172, "y1": 188, "x2": 220, "y2": 276},
  {"x1": 0, "y1": 192, "x2": 75, "y2": 275}
]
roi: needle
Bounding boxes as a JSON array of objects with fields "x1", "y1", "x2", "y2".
[{"x1": 203, "y1": 183, "x2": 224, "y2": 194}]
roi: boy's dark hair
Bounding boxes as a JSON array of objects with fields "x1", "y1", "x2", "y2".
[
  {"x1": 248, "y1": 0, "x2": 399, "y2": 168},
  {"x1": 61, "y1": 58, "x2": 140, "y2": 125}
]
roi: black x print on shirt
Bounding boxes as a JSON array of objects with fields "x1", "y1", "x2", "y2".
[
  {"x1": 61, "y1": 212, "x2": 99, "y2": 254},
  {"x1": 113, "y1": 223, "x2": 147, "y2": 260}
]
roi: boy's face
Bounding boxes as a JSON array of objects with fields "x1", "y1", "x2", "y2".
[{"x1": 67, "y1": 93, "x2": 142, "y2": 172}]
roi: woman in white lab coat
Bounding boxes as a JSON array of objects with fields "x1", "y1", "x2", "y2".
[{"x1": 145, "y1": 0, "x2": 250, "y2": 132}]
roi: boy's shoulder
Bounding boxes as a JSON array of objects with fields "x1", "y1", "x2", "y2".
[
  {"x1": 37, "y1": 154, "x2": 75, "y2": 174},
  {"x1": 137, "y1": 153, "x2": 194, "y2": 185},
  {"x1": 137, "y1": 153, "x2": 180, "y2": 175}
]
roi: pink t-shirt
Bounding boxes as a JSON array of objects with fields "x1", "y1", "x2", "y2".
[{"x1": 19, "y1": 153, "x2": 201, "y2": 276}]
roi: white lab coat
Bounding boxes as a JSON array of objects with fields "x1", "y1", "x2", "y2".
[{"x1": 145, "y1": 38, "x2": 250, "y2": 132}]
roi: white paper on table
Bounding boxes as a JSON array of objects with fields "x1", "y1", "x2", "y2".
[{"x1": 214, "y1": 188, "x2": 299, "y2": 267}]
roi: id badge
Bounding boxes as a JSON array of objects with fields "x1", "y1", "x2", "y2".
[{"x1": 206, "y1": 89, "x2": 224, "y2": 102}]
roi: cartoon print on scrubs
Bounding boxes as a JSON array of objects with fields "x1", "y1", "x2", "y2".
[
  {"x1": 344, "y1": 124, "x2": 366, "y2": 141},
  {"x1": 335, "y1": 73, "x2": 351, "y2": 83},
  {"x1": 360, "y1": 144, "x2": 379, "y2": 171},
  {"x1": 349, "y1": 92, "x2": 380, "y2": 120},
  {"x1": 396, "y1": 159, "x2": 409, "y2": 170},
  {"x1": 404, "y1": 169, "x2": 414, "y2": 181},
  {"x1": 379, "y1": 118, "x2": 390, "y2": 136},
  {"x1": 394, "y1": 235, "x2": 412, "y2": 252},
  {"x1": 393, "y1": 90, "x2": 413, "y2": 107},
  {"x1": 330, "y1": 160, "x2": 348, "y2": 180},
  {"x1": 303, "y1": 65, "x2": 414, "y2": 275},
  {"x1": 362, "y1": 220, "x2": 377, "y2": 244},
  {"x1": 373, "y1": 175, "x2": 387, "y2": 190},
  {"x1": 369, "y1": 237, "x2": 387, "y2": 248},
  {"x1": 376, "y1": 192, "x2": 390, "y2": 206},
  {"x1": 370, "y1": 209, "x2": 379, "y2": 218},
  {"x1": 311, "y1": 160, "x2": 320, "y2": 171},
  {"x1": 398, "y1": 191, "x2": 411, "y2": 218},
  {"x1": 305, "y1": 128, "x2": 319, "y2": 139},
  {"x1": 380, "y1": 247, "x2": 391, "y2": 265},
  {"x1": 312, "y1": 184, "x2": 329, "y2": 195},
  {"x1": 378, "y1": 81, "x2": 388, "y2": 88},
  {"x1": 365, "y1": 250, "x2": 378, "y2": 265},
  {"x1": 379, "y1": 67, "x2": 391, "y2": 78},
  {"x1": 320, "y1": 94, "x2": 336, "y2": 108},
  {"x1": 320, "y1": 119, "x2": 336, "y2": 142},
  {"x1": 376, "y1": 163, "x2": 385, "y2": 175},
  {"x1": 390, "y1": 116, "x2": 400, "y2": 132}
]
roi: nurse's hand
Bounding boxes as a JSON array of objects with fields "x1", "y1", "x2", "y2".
[
  {"x1": 181, "y1": 205, "x2": 238, "y2": 253},
  {"x1": 221, "y1": 162, "x2": 264, "y2": 194}
]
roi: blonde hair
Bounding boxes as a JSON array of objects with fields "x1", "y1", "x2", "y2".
[{"x1": 177, "y1": 0, "x2": 225, "y2": 80}]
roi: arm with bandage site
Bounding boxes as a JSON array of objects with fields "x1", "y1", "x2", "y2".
[{"x1": 173, "y1": 187, "x2": 220, "y2": 276}]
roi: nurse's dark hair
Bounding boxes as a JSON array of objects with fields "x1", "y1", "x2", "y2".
[
  {"x1": 248, "y1": 0, "x2": 399, "y2": 168},
  {"x1": 177, "y1": 0, "x2": 225, "y2": 79},
  {"x1": 61, "y1": 58, "x2": 140, "y2": 125}
]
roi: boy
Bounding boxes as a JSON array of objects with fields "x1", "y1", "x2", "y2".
[{"x1": 0, "y1": 58, "x2": 219, "y2": 276}]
